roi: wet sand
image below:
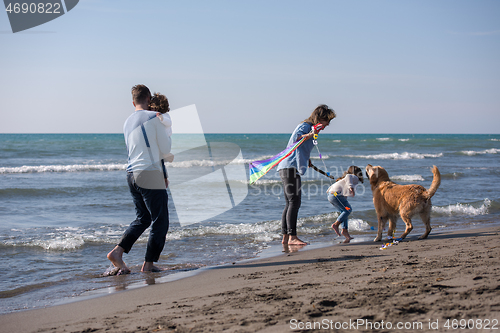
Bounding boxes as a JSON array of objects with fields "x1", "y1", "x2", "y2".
[{"x1": 1, "y1": 226, "x2": 499, "y2": 333}]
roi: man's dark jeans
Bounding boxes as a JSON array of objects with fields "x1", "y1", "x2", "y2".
[{"x1": 119, "y1": 172, "x2": 169, "y2": 262}]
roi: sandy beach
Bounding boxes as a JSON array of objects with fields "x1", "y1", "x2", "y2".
[{"x1": 1, "y1": 226, "x2": 499, "y2": 333}]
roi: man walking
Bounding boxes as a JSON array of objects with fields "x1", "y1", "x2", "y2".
[{"x1": 107, "y1": 84, "x2": 171, "y2": 273}]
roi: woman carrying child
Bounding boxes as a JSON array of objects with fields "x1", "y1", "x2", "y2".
[{"x1": 327, "y1": 166, "x2": 364, "y2": 243}]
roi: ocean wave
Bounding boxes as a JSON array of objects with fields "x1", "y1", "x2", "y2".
[
  {"x1": 0, "y1": 163, "x2": 126, "y2": 174},
  {"x1": 441, "y1": 172, "x2": 465, "y2": 179},
  {"x1": 167, "y1": 213, "x2": 374, "y2": 241},
  {"x1": 0, "y1": 185, "x2": 126, "y2": 198},
  {"x1": 310, "y1": 155, "x2": 330, "y2": 160},
  {"x1": 432, "y1": 199, "x2": 491, "y2": 216},
  {"x1": 5, "y1": 215, "x2": 360, "y2": 250},
  {"x1": 0, "y1": 219, "x2": 281, "y2": 251},
  {"x1": 0, "y1": 226, "x2": 124, "y2": 250},
  {"x1": 0, "y1": 157, "x2": 259, "y2": 174},
  {"x1": 166, "y1": 220, "x2": 281, "y2": 243},
  {"x1": 390, "y1": 174, "x2": 425, "y2": 182},
  {"x1": 0, "y1": 210, "x2": 396, "y2": 252},
  {"x1": 298, "y1": 212, "x2": 339, "y2": 224},
  {"x1": 31, "y1": 237, "x2": 86, "y2": 251},
  {"x1": 170, "y1": 158, "x2": 255, "y2": 168},
  {"x1": 376, "y1": 138, "x2": 392, "y2": 141},
  {"x1": 250, "y1": 179, "x2": 282, "y2": 185},
  {"x1": 346, "y1": 152, "x2": 443, "y2": 160},
  {"x1": 460, "y1": 148, "x2": 500, "y2": 156},
  {"x1": 1, "y1": 232, "x2": 86, "y2": 251},
  {"x1": 398, "y1": 139, "x2": 410, "y2": 142},
  {"x1": 346, "y1": 219, "x2": 374, "y2": 232},
  {"x1": 297, "y1": 213, "x2": 373, "y2": 233}
]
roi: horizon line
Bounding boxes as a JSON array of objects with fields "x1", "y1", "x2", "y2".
[{"x1": 1, "y1": 132, "x2": 499, "y2": 135}]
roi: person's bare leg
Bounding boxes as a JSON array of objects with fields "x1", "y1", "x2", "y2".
[
  {"x1": 107, "y1": 245, "x2": 131, "y2": 274},
  {"x1": 288, "y1": 235, "x2": 307, "y2": 245},
  {"x1": 282, "y1": 234, "x2": 290, "y2": 244},
  {"x1": 331, "y1": 221, "x2": 342, "y2": 236},
  {"x1": 142, "y1": 261, "x2": 162, "y2": 272}
]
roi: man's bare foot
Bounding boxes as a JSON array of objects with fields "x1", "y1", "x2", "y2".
[
  {"x1": 107, "y1": 246, "x2": 131, "y2": 274},
  {"x1": 282, "y1": 234, "x2": 290, "y2": 244},
  {"x1": 342, "y1": 229, "x2": 354, "y2": 243},
  {"x1": 331, "y1": 221, "x2": 342, "y2": 236},
  {"x1": 141, "y1": 262, "x2": 162, "y2": 272},
  {"x1": 288, "y1": 236, "x2": 308, "y2": 245}
]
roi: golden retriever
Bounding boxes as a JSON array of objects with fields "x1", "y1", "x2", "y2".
[{"x1": 365, "y1": 164, "x2": 441, "y2": 241}]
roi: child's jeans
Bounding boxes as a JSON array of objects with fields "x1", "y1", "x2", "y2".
[{"x1": 328, "y1": 193, "x2": 352, "y2": 230}]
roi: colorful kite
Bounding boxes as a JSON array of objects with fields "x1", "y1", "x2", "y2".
[{"x1": 248, "y1": 136, "x2": 307, "y2": 185}]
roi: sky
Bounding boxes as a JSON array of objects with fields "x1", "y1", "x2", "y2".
[{"x1": 1, "y1": 0, "x2": 499, "y2": 134}]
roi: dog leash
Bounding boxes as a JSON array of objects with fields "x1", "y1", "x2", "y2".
[
  {"x1": 309, "y1": 161, "x2": 336, "y2": 180},
  {"x1": 310, "y1": 129, "x2": 334, "y2": 184},
  {"x1": 332, "y1": 191, "x2": 351, "y2": 211}
]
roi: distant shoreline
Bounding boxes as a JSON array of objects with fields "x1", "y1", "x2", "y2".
[{"x1": 1, "y1": 133, "x2": 500, "y2": 135}]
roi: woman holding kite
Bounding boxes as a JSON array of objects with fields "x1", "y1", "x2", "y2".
[{"x1": 276, "y1": 105, "x2": 336, "y2": 245}]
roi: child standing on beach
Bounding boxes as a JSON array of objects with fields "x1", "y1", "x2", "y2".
[{"x1": 327, "y1": 166, "x2": 364, "y2": 243}]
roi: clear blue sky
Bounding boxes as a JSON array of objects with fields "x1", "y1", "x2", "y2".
[{"x1": 1, "y1": 0, "x2": 499, "y2": 134}]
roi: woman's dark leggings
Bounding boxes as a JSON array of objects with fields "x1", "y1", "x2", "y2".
[{"x1": 279, "y1": 168, "x2": 302, "y2": 236}]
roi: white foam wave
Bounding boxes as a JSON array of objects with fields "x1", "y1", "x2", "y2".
[
  {"x1": 398, "y1": 138, "x2": 410, "y2": 142},
  {"x1": 1, "y1": 226, "x2": 124, "y2": 250},
  {"x1": 299, "y1": 212, "x2": 338, "y2": 224},
  {"x1": 251, "y1": 179, "x2": 282, "y2": 185},
  {"x1": 310, "y1": 155, "x2": 330, "y2": 160},
  {"x1": 167, "y1": 220, "x2": 281, "y2": 242},
  {"x1": 167, "y1": 213, "x2": 373, "y2": 241},
  {"x1": 432, "y1": 199, "x2": 491, "y2": 216},
  {"x1": 346, "y1": 152, "x2": 443, "y2": 160},
  {"x1": 2, "y1": 212, "x2": 377, "y2": 251},
  {"x1": 3, "y1": 230, "x2": 86, "y2": 251},
  {"x1": 0, "y1": 163, "x2": 126, "y2": 174},
  {"x1": 390, "y1": 174, "x2": 425, "y2": 182},
  {"x1": 490, "y1": 139, "x2": 499, "y2": 141},
  {"x1": 376, "y1": 138, "x2": 392, "y2": 141},
  {"x1": 460, "y1": 148, "x2": 500, "y2": 156},
  {"x1": 171, "y1": 157, "x2": 259, "y2": 168},
  {"x1": 348, "y1": 219, "x2": 373, "y2": 232},
  {"x1": 31, "y1": 237, "x2": 85, "y2": 251},
  {"x1": 0, "y1": 157, "x2": 261, "y2": 174},
  {"x1": 332, "y1": 140, "x2": 341, "y2": 143},
  {"x1": 297, "y1": 214, "x2": 372, "y2": 233}
]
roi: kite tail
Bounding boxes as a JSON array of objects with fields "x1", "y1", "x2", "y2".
[{"x1": 249, "y1": 136, "x2": 306, "y2": 185}]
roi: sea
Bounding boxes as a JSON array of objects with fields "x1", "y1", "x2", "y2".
[{"x1": 1, "y1": 133, "x2": 499, "y2": 314}]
